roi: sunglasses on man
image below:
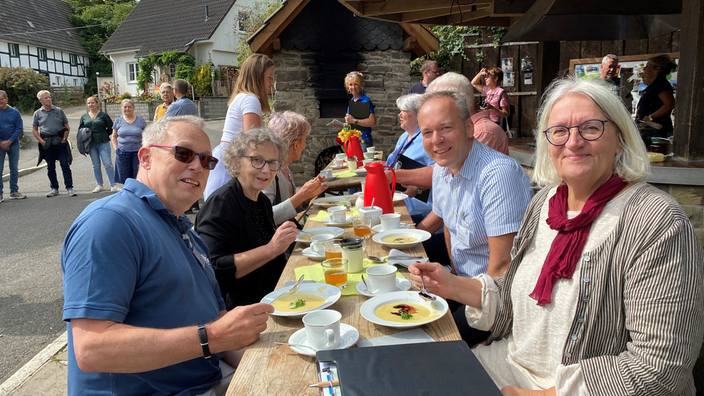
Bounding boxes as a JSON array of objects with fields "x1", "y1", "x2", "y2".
[{"x1": 149, "y1": 145, "x2": 219, "y2": 170}]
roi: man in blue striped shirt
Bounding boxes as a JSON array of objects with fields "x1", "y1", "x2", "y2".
[{"x1": 419, "y1": 91, "x2": 533, "y2": 279}]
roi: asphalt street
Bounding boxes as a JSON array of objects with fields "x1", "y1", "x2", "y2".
[{"x1": 0, "y1": 114, "x2": 224, "y2": 384}]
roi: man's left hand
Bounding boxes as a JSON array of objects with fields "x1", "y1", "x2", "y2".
[
  {"x1": 400, "y1": 184, "x2": 418, "y2": 198},
  {"x1": 0, "y1": 140, "x2": 11, "y2": 151}
]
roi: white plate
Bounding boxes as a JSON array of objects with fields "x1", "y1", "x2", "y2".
[
  {"x1": 355, "y1": 277, "x2": 412, "y2": 297},
  {"x1": 360, "y1": 291, "x2": 448, "y2": 328},
  {"x1": 353, "y1": 168, "x2": 367, "y2": 176},
  {"x1": 287, "y1": 323, "x2": 359, "y2": 357},
  {"x1": 371, "y1": 224, "x2": 384, "y2": 233},
  {"x1": 295, "y1": 227, "x2": 345, "y2": 244},
  {"x1": 322, "y1": 216, "x2": 357, "y2": 226},
  {"x1": 372, "y1": 229, "x2": 432, "y2": 249},
  {"x1": 302, "y1": 247, "x2": 326, "y2": 261},
  {"x1": 261, "y1": 283, "x2": 341, "y2": 318},
  {"x1": 311, "y1": 196, "x2": 354, "y2": 208},
  {"x1": 393, "y1": 192, "x2": 408, "y2": 201}
]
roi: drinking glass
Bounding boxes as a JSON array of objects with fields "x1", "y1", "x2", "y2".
[
  {"x1": 353, "y1": 217, "x2": 372, "y2": 238},
  {"x1": 324, "y1": 241, "x2": 343, "y2": 259},
  {"x1": 321, "y1": 258, "x2": 348, "y2": 289}
]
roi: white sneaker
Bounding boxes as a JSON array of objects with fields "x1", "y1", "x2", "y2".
[
  {"x1": 110, "y1": 185, "x2": 121, "y2": 192},
  {"x1": 47, "y1": 189, "x2": 59, "y2": 197},
  {"x1": 67, "y1": 188, "x2": 77, "y2": 196},
  {"x1": 92, "y1": 185, "x2": 104, "y2": 193}
]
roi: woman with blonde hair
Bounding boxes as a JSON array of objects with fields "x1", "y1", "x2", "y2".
[
  {"x1": 410, "y1": 77, "x2": 703, "y2": 395},
  {"x1": 204, "y1": 54, "x2": 275, "y2": 200},
  {"x1": 343, "y1": 71, "x2": 377, "y2": 150},
  {"x1": 111, "y1": 99, "x2": 147, "y2": 184}
]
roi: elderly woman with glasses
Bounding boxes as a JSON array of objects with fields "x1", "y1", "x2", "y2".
[
  {"x1": 195, "y1": 128, "x2": 299, "y2": 310},
  {"x1": 409, "y1": 78, "x2": 703, "y2": 395}
]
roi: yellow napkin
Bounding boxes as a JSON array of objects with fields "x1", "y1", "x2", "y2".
[
  {"x1": 308, "y1": 207, "x2": 360, "y2": 222},
  {"x1": 334, "y1": 170, "x2": 357, "y2": 178},
  {"x1": 294, "y1": 259, "x2": 404, "y2": 296}
]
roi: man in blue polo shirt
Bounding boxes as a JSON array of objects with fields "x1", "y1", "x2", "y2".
[
  {"x1": 0, "y1": 90, "x2": 26, "y2": 202},
  {"x1": 164, "y1": 79, "x2": 198, "y2": 118},
  {"x1": 61, "y1": 115, "x2": 273, "y2": 396}
]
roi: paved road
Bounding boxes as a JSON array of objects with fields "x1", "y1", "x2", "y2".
[{"x1": 0, "y1": 116, "x2": 224, "y2": 383}]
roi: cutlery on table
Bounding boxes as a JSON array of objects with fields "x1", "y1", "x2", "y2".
[
  {"x1": 418, "y1": 270, "x2": 436, "y2": 301},
  {"x1": 366, "y1": 255, "x2": 425, "y2": 262},
  {"x1": 274, "y1": 341, "x2": 316, "y2": 351}
]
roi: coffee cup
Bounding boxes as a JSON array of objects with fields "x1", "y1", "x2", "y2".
[
  {"x1": 358, "y1": 205, "x2": 382, "y2": 226},
  {"x1": 363, "y1": 152, "x2": 374, "y2": 160},
  {"x1": 327, "y1": 206, "x2": 347, "y2": 223},
  {"x1": 302, "y1": 310, "x2": 342, "y2": 350},
  {"x1": 335, "y1": 153, "x2": 347, "y2": 160},
  {"x1": 320, "y1": 169, "x2": 333, "y2": 179},
  {"x1": 310, "y1": 233, "x2": 334, "y2": 254},
  {"x1": 380, "y1": 213, "x2": 401, "y2": 231},
  {"x1": 366, "y1": 146, "x2": 376, "y2": 153},
  {"x1": 366, "y1": 265, "x2": 397, "y2": 294},
  {"x1": 347, "y1": 158, "x2": 358, "y2": 171},
  {"x1": 333, "y1": 159, "x2": 345, "y2": 168}
]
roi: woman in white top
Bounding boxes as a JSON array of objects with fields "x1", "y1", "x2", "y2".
[
  {"x1": 409, "y1": 79, "x2": 703, "y2": 395},
  {"x1": 264, "y1": 111, "x2": 328, "y2": 225},
  {"x1": 204, "y1": 54, "x2": 275, "y2": 200}
]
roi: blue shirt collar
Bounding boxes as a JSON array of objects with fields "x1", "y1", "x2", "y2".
[
  {"x1": 123, "y1": 178, "x2": 170, "y2": 213},
  {"x1": 439, "y1": 139, "x2": 480, "y2": 182}
]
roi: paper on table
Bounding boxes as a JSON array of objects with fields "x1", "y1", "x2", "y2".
[
  {"x1": 308, "y1": 208, "x2": 360, "y2": 222},
  {"x1": 356, "y1": 328, "x2": 435, "y2": 348},
  {"x1": 387, "y1": 248, "x2": 429, "y2": 268},
  {"x1": 294, "y1": 259, "x2": 403, "y2": 296},
  {"x1": 326, "y1": 119, "x2": 345, "y2": 129},
  {"x1": 333, "y1": 170, "x2": 357, "y2": 178}
]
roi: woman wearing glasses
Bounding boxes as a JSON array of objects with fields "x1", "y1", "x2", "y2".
[
  {"x1": 343, "y1": 71, "x2": 377, "y2": 150},
  {"x1": 204, "y1": 54, "x2": 275, "y2": 201},
  {"x1": 195, "y1": 128, "x2": 299, "y2": 310},
  {"x1": 264, "y1": 111, "x2": 327, "y2": 225},
  {"x1": 409, "y1": 78, "x2": 703, "y2": 395}
]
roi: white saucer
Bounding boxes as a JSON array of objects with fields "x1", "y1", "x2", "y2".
[
  {"x1": 287, "y1": 323, "x2": 360, "y2": 357},
  {"x1": 393, "y1": 192, "x2": 408, "y2": 201},
  {"x1": 371, "y1": 224, "x2": 383, "y2": 233},
  {"x1": 355, "y1": 277, "x2": 412, "y2": 297},
  {"x1": 322, "y1": 216, "x2": 357, "y2": 226},
  {"x1": 302, "y1": 247, "x2": 326, "y2": 261}
]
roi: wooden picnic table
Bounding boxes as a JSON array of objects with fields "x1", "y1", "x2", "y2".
[
  {"x1": 323, "y1": 152, "x2": 383, "y2": 191},
  {"x1": 226, "y1": 198, "x2": 461, "y2": 396}
]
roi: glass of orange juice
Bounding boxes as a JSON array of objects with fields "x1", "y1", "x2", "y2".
[
  {"x1": 322, "y1": 258, "x2": 348, "y2": 289},
  {"x1": 324, "y1": 241, "x2": 343, "y2": 259},
  {"x1": 353, "y1": 217, "x2": 372, "y2": 238}
]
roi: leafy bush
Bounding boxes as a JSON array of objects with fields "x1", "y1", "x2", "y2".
[
  {"x1": 118, "y1": 92, "x2": 132, "y2": 100},
  {"x1": 411, "y1": 26, "x2": 506, "y2": 74},
  {"x1": 0, "y1": 67, "x2": 50, "y2": 113},
  {"x1": 191, "y1": 62, "x2": 213, "y2": 98}
]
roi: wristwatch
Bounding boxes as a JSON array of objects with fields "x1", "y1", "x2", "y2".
[
  {"x1": 354, "y1": 118, "x2": 358, "y2": 124},
  {"x1": 198, "y1": 325, "x2": 211, "y2": 360},
  {"x1": 417, "y1": 186, "x2": 423, "y2": 194}
]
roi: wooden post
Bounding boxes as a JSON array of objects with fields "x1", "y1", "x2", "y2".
[
  {"x1": 673, "y1": 0, "x2": 704, "y2": 160},
  {"x1": 537, "y1": 41, "x2": 560, "y2": 101}
]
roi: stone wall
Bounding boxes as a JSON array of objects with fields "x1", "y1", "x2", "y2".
[
  {"x1": 199, "y1": 97, "x2": 228, "y2": 119},
  {"x1": 272, "y1": 48, "x2": 411, "y2": 181},
  {"x1": 103, "y1": 100, "x2": 217, "y2": 121},
  {"x1": 651, "y1": 184, "x2": 704, "y2": 247}
]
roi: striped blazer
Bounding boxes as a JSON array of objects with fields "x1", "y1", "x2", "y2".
[{"x1": 487, "y1": 184, "x2": 704, "y2": 395}]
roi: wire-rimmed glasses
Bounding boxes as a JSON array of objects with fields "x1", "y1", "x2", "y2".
[
  {"x1": 543, "y1": 119, "x2": 610, "y2": 146},
  {"x1": 242, "y1": 156, "x2": 283, "y2": 171}
]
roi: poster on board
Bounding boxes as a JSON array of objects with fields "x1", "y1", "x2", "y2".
[{"x1": 502, "y1": 57, "x2": 514, "y2": 87}]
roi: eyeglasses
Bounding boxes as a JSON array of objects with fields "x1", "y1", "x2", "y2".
[
  {"x1": 242, "y1": 156, "x2": 282, "y2": 171},
  {"x1": 543, "y1": 119, "x2": 610, "y2": 146},
  {"x1": 149, "y1": 145, "x2": 219, "y2": 170}
]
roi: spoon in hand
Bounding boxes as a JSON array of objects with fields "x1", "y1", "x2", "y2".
[{"x1": 418, "y1": 270, "x2": 436, "y2": 301}]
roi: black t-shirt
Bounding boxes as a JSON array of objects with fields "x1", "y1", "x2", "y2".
[{"x1": 636, "y1": 76, "x2": 674, "y2": 132}]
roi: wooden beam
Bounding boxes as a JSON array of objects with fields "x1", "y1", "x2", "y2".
[
  {"x1": 404, "y1": 15, "x2": 509, "y2": 27},
  {"x1": 361, "y1": 0, "x2": 492, "y2": 17},
  {"x1": 399, "y1": 5, "x2": 492, "y2": 23},
  {"x1": 272, "y1": 38, "x2": 281, "y2": 51},
  {"x1": 400, "y1": 23, "x2": 439, "y2": 54},
  {"x1": 403, "y1": 36, "x2": 417, "y2": 52},
  {"x1": 248, "y1": 0, "x2": 310, "y2": 53}
]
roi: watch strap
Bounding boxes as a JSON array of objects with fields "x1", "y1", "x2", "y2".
[{"x1": 198, "y1": 325, "x2": 212, "y2": 360}]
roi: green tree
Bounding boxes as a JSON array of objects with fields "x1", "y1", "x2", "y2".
[
  {"x1": 234, "y1": 0, "x2": 281, "y2": 66},
  {"x1": 63, "y1": 0, "x2": 136, "y2": 95},
  {"x1": 0, "y1": 67, "x2": 50, "y2": 113},
  {"x1": 411, "y1": 26, "x2": 506, "y2": 74}
]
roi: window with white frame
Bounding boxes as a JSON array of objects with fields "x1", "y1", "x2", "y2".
[
  {"x1": 8, "y1": 43, "x2": 19, "y2": 58},
  {"x1": 127, "y1": 63, "x2": 140, "y2": 82},
  {"x1": 38, "y1": 48, "x2": 47, "y2": 61},
  {"x1": 70, "y1": 54, "x2": 78, "y2": 66},
  {"x1": 237, "y1": 10, "x2": 250, "y2": 33}
]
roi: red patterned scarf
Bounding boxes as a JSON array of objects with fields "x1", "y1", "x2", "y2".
[{"x1": 529, "y1": 174, "x2": 627, "y2": 306}]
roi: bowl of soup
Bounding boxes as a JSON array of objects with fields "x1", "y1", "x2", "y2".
[
  {"x1": 260, "y1": 282, "x2": 342, "y2": 318},
  {"x1": 360, "y1": 291, "x2": 448, "y2": 328},
  {"x1": 372, "y1": 229, "x2": 431, "y2": 249}
]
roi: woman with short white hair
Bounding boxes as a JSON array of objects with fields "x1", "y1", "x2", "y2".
[{"x1": 410, "y1": 77, "x2": 703, "y2": 395}]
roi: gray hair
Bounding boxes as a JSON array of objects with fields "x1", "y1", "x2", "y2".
[
  {"x1": 421, "y1": 60, "x2": 438, "y2": 74},
  {"x1": 160, "y1": 82, "x2": 173, "y2": 91},
  {"x1": 396, "y1": 94, "x2": 423, "y2": 114},
  {"x1": 222, "y1": 128, "x2": 287, "y2": 178},
  {"x1": 533, "y1": 77, "x2": 650, "y2": 187},
  {"x1": 418, "y1": 90, "x2": 471, "y2": 122},
  {"x1": 0, "y1": 90, "x2": 6, "y2": 99},
  {"x1": 121, "y1": 98, "x2": 135, "y2": 108},
  {"x1": 602, "y1": 54, "x2": 619, "y2": 64},
  {"x1": 142, "y1": 115, "x2": 205, "y2": 147},
  {"x1": 426, "y1": 72, "x2": 475, "y2": 111},
  {"x1": 267, "y1": 111, "x2": 311, "y2": 150},
  {"x1": 36, "y1": 90, "x2": 50, "y2": 100}
]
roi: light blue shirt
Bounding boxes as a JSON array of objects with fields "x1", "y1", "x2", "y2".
[
  {"x1": 164, "y1": 96, "x2": 198, "y2": 117},
  {"x1": 432, "y1": 140, "x2": 533, "y2": 278},
  {"x1": 387, "y1": 128, "x2": 435, "y2": 217}
]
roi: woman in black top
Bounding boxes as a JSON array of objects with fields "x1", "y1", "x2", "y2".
[
  {"x1": 195, "y1": 128, "x2": 299, "y2": 310},
  {"x1": 636, "y1": 54, "x2": 677, "y2": 138}
]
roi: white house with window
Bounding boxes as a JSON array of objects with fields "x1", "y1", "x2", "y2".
[
  {"x1": 0, "y1": 0, "x2": 90, "y2": 88},
  {"x1": 100, "y1": 0, "x2": 268, "y2": 97}
]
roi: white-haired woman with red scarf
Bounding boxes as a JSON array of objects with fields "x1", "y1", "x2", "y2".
[{"x1": 409, "y1": 77, "x2": 703, "y2": 396}]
